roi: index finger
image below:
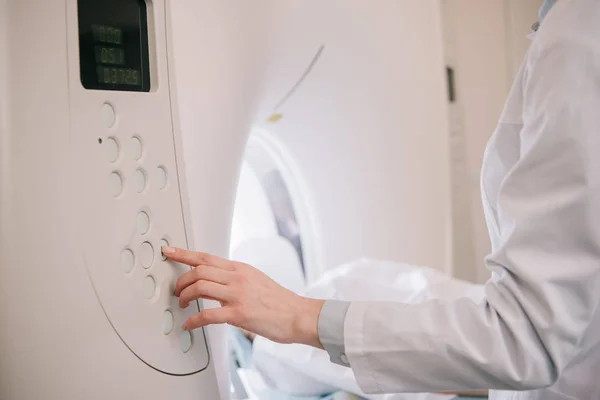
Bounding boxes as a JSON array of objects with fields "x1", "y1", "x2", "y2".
[{"x1": 162, "y1": 247, "x2": 234, "y2": 270}]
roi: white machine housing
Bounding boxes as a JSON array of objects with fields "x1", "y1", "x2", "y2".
[{"x1": 0, "y1": 0, "x2": 265, "y2": 398}]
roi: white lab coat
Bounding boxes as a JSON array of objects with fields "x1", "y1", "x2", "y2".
[{"x1": 346, "y1": 1, "x2": 600, "y2": 399}]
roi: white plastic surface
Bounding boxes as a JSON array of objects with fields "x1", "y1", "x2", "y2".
[
  {"x1": 180, "y1": 331, "x2": 193, "y2": 353},
  {"x1": 136, "y1": 211, "x2": 150, "y2": 235},
  {"x1": 133, "y1": 168, "x2": 147, "y2": 193},
  {"x1": 120, "y1": 248, "x2": 135, "y2": 274},
  {"x1": 109, "y1": 171, "x2": 123, "y2": 197},
  {"x1": 142, "y1": 275, "x2": 156, "y2": 299},
  {"x1": 105, "y1": 137, "x2": 119, "y2": 163},
  {"x1": 140, "y1": 241, "x2": 154, "y2": 269},
  {"x1": 156, "y1": 165, "x2": 168, "y2": 190},
  {"x1": 130, "y1": 136, "x2": 143, "y2": 160},
  {"x1": 101, "y1": 102, "x2": 116, "y2": 128},
  {"x1": 1, "y1": 0, "x2": 256, "y2": 398},
  {"x1": 45, "y1": 0, "x2": 213, "y2": 379},
  {"x1": 163, "y1": 310, "x2": 174, "y2": 335}
]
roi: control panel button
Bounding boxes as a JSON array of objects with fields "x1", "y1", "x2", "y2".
[
  {"x1": 162, "y1": 310, "x2": 174, "y2": 335},
  {"x1": 137, "y1": 211, "x2": 150, "y2": 235},
  {"x1": 140, "y1": 242, "x2": 154, "y2": 269},
  {"x1": 101, "y1": 103, "x2": 116, "y2": 128},
  {"x1": 133, "y1": 168, "x2": 147, "y2": 193},
  {"x1": 180, "y1": 331, "x2": 193, "y2": 353},
  {"x1": 143, "y1": 276, "x2": 156, "y2": 299},
  {"x1": 109, "y1": 172, "x2": 123, "y2": 197},
  {"x1": 159, "y1": 239, "x2": 169, "y2": 261},
  {"x1": 131, "y1": 136, "x2": 143, "y2": 160},
  {"x1": 120, "y1": 248, "x2": 135, "y2": 273},
  {"x1": 156, "y1": 166, "x2": 168, "y2": 190},
  {"x1": 105, "y1": 137, "x2": 119, "y2": 163}
]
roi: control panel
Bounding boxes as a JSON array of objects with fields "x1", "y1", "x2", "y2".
[{"x1": 66, "y1": 0, "x2": 210, "y2": 375}]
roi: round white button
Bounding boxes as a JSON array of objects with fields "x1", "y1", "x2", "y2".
[
  {"x1": 180, "y1": 331, "x2": 193, "y2": 353},
  {"x1": 109, "y1": 172, "x2": 123, "y2": 197},
  {"x1": 105, "y1": 137, "x2": 119, "y2": 163},
  {"x1": 133, "y1": 168, "x2": 147, "y2": 193},
  {"x1": 101, "y1": 103, "x2": 116, "y2": 128},
  {"x1": 137, "y1": 211, "x2": 150, "y2": 235},
  {"x1": 131, "y1": 136, "x2": 143, "y2": 160},
  {"x1": 120, "y1": 249, "x2": 135, "y2": 273},
  {"x1": 340, "y1": 354, "x2": 349, "y2": 364},
  {"x1": 143, "y1": 276, "x2": 156, "y2": 299},
  {"x1": 162, "y1": 310, "x2": 174, "y2": 335},
  {"x1": 157, "y1": 166, "x2": 168, "y2": 190},
  {"x1": 140, "y1": 242, "x2": 154, "y2": 269},
  {"x1": 159, "y1": 239, "x2": 169, "y2": 261}
]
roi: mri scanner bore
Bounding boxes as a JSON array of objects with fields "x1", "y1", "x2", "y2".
[{"x1": 230, "y1": 132, "x2": 317, "y2": 295}]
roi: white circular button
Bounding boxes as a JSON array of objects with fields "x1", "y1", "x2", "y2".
[
  {"x1": 120, "y1": 249, "x2": 135, "y2": 273},
  {"x1": 162, "y1": 310, "x2": 174, "y2": 335},
  {"x1": 109, "y1": 172, "x2": 123, "y2": 197},
  {"x1": 131, "y1": 136, "x2": 143, "y2": 160},
  {"x1": 133, "y1": 168, "x2": 147, "y2": 193},
  {"x1": 157, "y1": 166, "x2": 168, "y2": 190},
  {"x1": 159, "y1": 239, "x2": 169, "y2": 261},
  {"x1": 140, "y1": 242, "x2": 154, "y2": 269},
  {"x1": 137, "y1": 211, "x2": 150, "y2": 235},
  {"x1": 180, "y1": 331, "x2": 193, "y2": 353},
  {"x1": 101, "y1": 103, "x2": 116, "y2": 128},
  {"x1": 105, "y1": 137, "x2": 119, "y2": 163},
  {"x1": 143, "y1": 276, "x2": 156, "y2": 299},
  {"x1": 340, "y1": 353, "x2": 349, "y2": 364}
]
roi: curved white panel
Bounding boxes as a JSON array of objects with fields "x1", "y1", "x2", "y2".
[
  {"x1": 255, "y1": 0, "x2": 453, "y2": 273},
  {"x1": 0, "y1": 0, "x2": 267, "y2": 398},
  {"x1": 65, "y1": 0, "x2": 209, "y2": 377}
]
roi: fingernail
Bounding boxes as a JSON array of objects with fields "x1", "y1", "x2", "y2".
[{"x1": 162, "y1": 246, "x2": 175, "y2": 255}]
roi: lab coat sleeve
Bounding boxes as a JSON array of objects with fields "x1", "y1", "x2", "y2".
[
  {"x1": 343, "y1": 33, "x2": 600, "y2": 393},
  {"x1": 318, "y1": 300, "x2": 351, "y2": 367}
]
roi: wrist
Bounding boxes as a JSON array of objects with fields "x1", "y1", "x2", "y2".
[{"x1": 293, "y1": 296, "x2": 325, "y2": 349}]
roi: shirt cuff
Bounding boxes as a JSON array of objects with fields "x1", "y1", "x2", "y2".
[{"x1": 318, "y1": 299, "x2": 351, "y2": 367}]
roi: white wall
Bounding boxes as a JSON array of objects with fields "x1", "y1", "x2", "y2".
[
  {"x1": 441, "y1": 0, "x2": 543, "y2": 283},
  {"x1": 0, "y1": 0, "x2": 7, "y2": 210},
  {"x1": 506, "y1": 0, "x2": 545, "y2": 78},
  {"x1": 0, "y1": 0, "x2": 8, "y2": 392}
]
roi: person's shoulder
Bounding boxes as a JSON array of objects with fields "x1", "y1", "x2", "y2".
[
  {"x1": 534, "y1": 0, "x2": 600, "y2": 49},
  {"x1": 526, "y1": 0, "x2": 600, "y2": 71}
]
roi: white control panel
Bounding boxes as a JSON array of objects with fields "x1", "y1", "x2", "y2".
[{"x1": 65, "y1": 0, "x2": 210, "y2": 375}]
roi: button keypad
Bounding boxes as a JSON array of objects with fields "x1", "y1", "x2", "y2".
[{"x1": 103, "y1": 130, "x2": 195, "y2": 355}]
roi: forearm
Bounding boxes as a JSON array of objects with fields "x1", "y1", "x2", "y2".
[{"x1": 292, "y1": 296, "x2": 326, "y2": 349}]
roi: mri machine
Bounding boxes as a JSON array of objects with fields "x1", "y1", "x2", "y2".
[{"x1": 0, "y1": 1, "x2": 540, "y2": 399}]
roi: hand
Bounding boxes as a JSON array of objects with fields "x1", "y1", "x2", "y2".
[{"x1": 162, "y1": 246, "x2": 325, "y2": 348}]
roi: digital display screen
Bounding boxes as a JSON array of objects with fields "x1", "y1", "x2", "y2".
[{"x1": 78, "y1": 0, "x2": 150, "y2": 92}]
